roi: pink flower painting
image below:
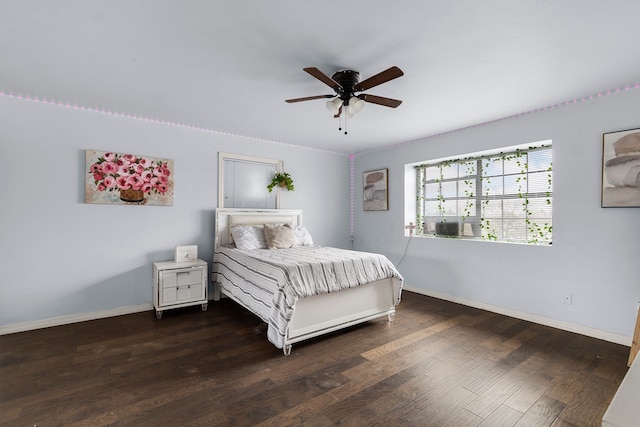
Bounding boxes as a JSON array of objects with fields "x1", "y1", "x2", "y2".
[{"x1": 85, "y1": 150, "x2": 174, "y2": 205}]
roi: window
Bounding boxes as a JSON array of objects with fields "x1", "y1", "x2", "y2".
[{"x1": 415, "y1": 142, "x2": 552, "y2": 244}]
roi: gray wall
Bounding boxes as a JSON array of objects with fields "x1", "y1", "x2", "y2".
[
  {"x1": 354, "y1": 88, "x2": 640, "y2": 342},
  {"x1": 0, "y1": 96, "x2": 350, "y2": 326}
]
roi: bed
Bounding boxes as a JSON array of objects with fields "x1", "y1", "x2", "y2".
[{"x1": 211, "y1": 208, "x2": 403, "y2": 355}]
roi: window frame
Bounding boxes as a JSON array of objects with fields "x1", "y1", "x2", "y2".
[{"x1": 414, "y1": 142, "x2": 553, "y2": 245}]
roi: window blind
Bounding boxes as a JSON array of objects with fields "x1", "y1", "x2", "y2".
[{"x1": 415, "y1": 144, "x2": 552, "y2": 244}]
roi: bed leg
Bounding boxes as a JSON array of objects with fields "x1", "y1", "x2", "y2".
[
  {"x1": 283, "y1": 345, "x2": 292, "y2": 356},
  {"x1": 212, "y1": 283, "x2": 221, "y2": 301},
  {"x1": 388, "y1": 312, "x2": 396, "y2": 322}
]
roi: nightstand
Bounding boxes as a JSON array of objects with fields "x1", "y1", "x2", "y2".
[{"x1": 153, "y1": 259, "x2": 208, "y2": 319}]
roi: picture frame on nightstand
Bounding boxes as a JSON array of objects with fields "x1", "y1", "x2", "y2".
[{"x1": 175, "y1": 245, "x2": 198, "y2": 263}]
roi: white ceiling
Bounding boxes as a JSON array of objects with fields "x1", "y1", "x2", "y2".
[{"x1": 2, "y1": 1, "x2": 640, "y2": 154}]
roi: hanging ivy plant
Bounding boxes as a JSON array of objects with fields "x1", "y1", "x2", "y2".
[
  {"x1": 267, "y1": 172, "x2": 294, "y2": 192},
  {"x1": 460, "y1": 160, "x2": 476, "y2": 223}
]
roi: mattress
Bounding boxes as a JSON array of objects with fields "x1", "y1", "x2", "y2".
[{"x1": 212, "y1": 245, "x2": 403, "y2": 348}]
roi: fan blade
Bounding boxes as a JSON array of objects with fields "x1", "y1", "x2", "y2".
[
  {"x1": 285, "y1": 94, "x2": 334, "y2": 103},
  {"x1": 303, "y1": 67, "x2": 342, "y2": 91},
  {"x1": 359, "y1": 94, "x2": 402, "y2": 108},
  {"x1": 355, "y1": 66, "x2": 404, "y2": 92}
]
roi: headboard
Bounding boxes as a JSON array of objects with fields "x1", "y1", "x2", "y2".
[{"x1": 214, "y1": 208, "x2": 303, "y2": 248}]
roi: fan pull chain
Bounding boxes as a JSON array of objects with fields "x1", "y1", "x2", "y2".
[
  {"x1": 335, "y1": 104, "x2": 348, "y2": 135},
  {"x1": 343, "y1": 113, "x2": 348, "y2": 135}
]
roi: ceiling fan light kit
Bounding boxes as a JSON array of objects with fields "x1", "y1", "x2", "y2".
[
  {"x1": 326, "y1": 97, "x2": 343, "y2": 115},
  {"x1": 286, "y1": 66, "x2": 404, "y2": 134},
  {"x1": 345, "y1": 96, "x2": 365, "y2": 117}
]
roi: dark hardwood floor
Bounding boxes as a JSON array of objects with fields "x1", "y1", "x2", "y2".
[{"x1": 0, "y1": 291, "x2": 629, "y2": 426}]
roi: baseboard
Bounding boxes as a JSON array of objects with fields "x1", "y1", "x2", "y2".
[
  {"x1": 404, "y1": 286, "x2": 632, "y2": 347},
  {"x1": 0, "y1": 303, "x2": 154, "y2": 336}
]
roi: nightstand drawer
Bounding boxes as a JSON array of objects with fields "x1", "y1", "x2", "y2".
[
  {"x1": 162, "y1": 282, "x2": 205, "y2": 304},
  {"x1": 160, "y1": 269, "x2": 203, "y2": 288}
]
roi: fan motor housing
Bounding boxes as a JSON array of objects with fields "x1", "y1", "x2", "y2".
[{"x1": 331, "y1": 70, "x2": 360, "y2": 99}]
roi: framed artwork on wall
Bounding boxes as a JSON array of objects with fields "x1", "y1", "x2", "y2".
[
  {"x1": 601, "y1": 128, "x2": 640, "y2": 207},
  {"x1": 363, "y1": 168, "x2": 388, "y2": 211},
  {"x1": 85, "y1": 150, "x2": 174, "y2": 206}
]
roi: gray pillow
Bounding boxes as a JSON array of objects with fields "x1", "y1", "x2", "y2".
[{"x1": 263, "y1": 223, "x2": 297, "y2": 249}]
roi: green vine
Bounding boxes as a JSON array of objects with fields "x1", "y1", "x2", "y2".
[
  {"x1": 267, "y1": 172, "x2": 294, "y2": 192},
  {"x1": 416, "y1": 145, "x2": 552, "y2": 244}
]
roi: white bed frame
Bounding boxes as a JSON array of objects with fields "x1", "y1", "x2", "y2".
[{"x1": 212, "y1": 208, "x2": 397, "y2": 355}]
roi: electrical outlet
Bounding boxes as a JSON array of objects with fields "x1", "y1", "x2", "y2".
[{"x1": 563, "y1": 294, "x2": 572, "y2": 305}]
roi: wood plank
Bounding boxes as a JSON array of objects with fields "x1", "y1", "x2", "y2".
[
  {"x1": 478, "y1": 405, "x2": 524, "y2": 426},
  {"x1": 516, "y1": 394, "x2": 565, "y2": 426},
  {"x1": 442, "y1": 408, "x2": 483, "y2": 427},
  {"x1": 556, "y1": 373, "x2": 623, "y2": 426}
]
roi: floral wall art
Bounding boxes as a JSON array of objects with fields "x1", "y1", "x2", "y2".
[{"x1": 85, "y1": 150, "x2": 174, "y2": 206}]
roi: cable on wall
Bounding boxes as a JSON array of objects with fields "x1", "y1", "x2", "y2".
[{"x1": 395, "y1": 235, "x2": 413, "y2": 268}]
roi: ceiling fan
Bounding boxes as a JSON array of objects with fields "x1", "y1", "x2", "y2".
[{"x1": 285, "y1": 66, "x2": 404, "y2": 133}]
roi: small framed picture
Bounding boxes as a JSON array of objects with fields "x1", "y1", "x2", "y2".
[
  {"x1": 602, "y1": 128, "x2": 640, "y2": 207},
  {"x1": 175, "y1": 245, "x2": 198, "y2": 262},
  {"x1": 363, "y1": 168, "x2": 388, "y2": 211}
]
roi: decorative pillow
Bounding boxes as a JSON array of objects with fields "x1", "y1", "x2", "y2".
[
  {"x1": 293, "y1": 225, "x2": 314, "y2": 246},
  {"x1": 230, "y1": 225, "x2": 267, "y2": 250},
  {"x1": 263, "y1": 223, "x2": 297, "y2": 249}
]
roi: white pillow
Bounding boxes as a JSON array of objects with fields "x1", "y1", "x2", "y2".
[
  {"x1": 231, "y1": 225, "x2": 267, "y2": 250},
  {"x1": 293, "y1": 225, "x2": 314, "y2": 246}
]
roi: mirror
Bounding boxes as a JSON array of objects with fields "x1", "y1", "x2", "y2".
[{"x1": 218, "y1": 152, "x2": 282, "y2": 209}]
